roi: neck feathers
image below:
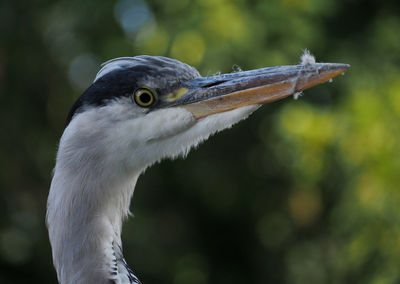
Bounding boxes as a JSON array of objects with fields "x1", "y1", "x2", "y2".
[
  {"x1": 47, "y1": 96, "x2": 258, "y2": 283},
  {"x1": 46, "y1": 118, "x2": 141, "y2": 284}
]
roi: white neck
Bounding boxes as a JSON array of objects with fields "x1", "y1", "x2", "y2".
[
  {"x1": 46, "y1": 110, "x2": 144, "y2": 284},
  {"x1": 47, "y1": 157, "x2": 140, "y2": 284}
]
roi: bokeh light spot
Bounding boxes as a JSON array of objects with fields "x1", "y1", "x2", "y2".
[
  {"x1": 201, "y1": 2, "x2": 248, "y2": 43},
  {"x1": 357, "y1": 173, "x2": 385, "y2": 211},
  {"x1": 171, "y1": 31, "x2": 205, "y2": 65},
  {"x1": 68, "y1": 53, "x2": 100, "y2": 92},
  {"x1": 114, "y1": 0, "x2": 153, "y2": 37},
  {"x1": 289, "y1": 190, "x2": 321, "y2": 226},
  {"x1": 136, "y1": 26, "x2": 169, "y2": 55}
]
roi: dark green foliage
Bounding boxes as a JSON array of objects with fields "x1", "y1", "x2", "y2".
[{"x1": 1, "y1": 0, "x2": 400, "y2": 283}]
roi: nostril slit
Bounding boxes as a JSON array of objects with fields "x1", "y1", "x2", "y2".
[{"x1": 202, "y1": 80, "x2": 228, "y2": 88}]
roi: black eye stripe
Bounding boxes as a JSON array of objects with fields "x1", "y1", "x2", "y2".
[{"x1": 65, "y1": 56, "x2": 200, "y2": 127}]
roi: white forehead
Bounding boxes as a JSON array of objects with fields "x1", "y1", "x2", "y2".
[
  {"x1": 94, "y1": 56, "x2": 201, "y2": 84},
  {"x1": 94, "y1": 57, "x2": 141, "y2": 82}
]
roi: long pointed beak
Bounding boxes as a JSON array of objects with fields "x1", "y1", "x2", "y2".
[{"x1": 161, "y1": 63, "x2": 349, "y2": 119}]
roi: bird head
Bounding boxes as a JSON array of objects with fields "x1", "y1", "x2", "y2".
[
  {"x1": 48, "y1": 55, "x2": 348, "y2": 284},
  {"x1": 62, "y1": 56, "x2": 348, "y2": 176}
]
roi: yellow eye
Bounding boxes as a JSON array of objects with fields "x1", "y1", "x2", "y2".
[{"x1": 133, "y1": 88, "x2": 156, "y2": 107}]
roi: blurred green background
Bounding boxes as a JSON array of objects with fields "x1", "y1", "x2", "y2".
[{"x1": 1, "y1": 0, "x2": 400, "y2": 283}]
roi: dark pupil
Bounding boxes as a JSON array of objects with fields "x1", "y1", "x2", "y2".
[{"x1": 140, "y1": 92, "x2": 151, "y2": 103}]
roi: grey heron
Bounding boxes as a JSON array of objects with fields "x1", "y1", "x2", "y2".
[{"x1": 46, "y1": 55, "x2": 348, "y2": 284}]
